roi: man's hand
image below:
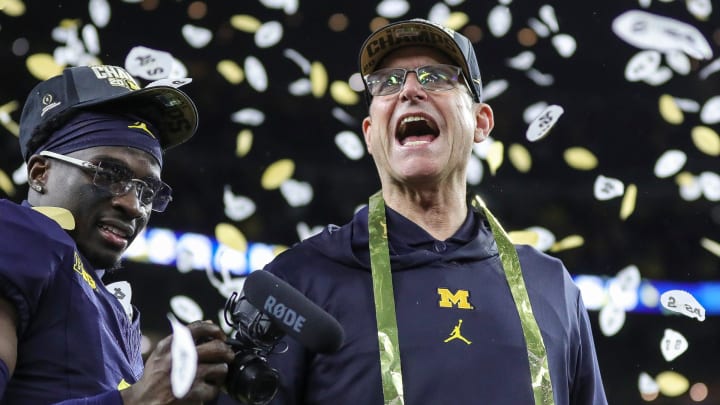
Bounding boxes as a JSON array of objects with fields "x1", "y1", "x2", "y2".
[{"x1": 121, "y1": 321, "x2": 236, "y2": 404}]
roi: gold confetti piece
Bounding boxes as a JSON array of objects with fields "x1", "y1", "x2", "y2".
[
  {"x1": 273, "y1": 245, "x2": 289, "y2": 257},
  {"x1": 217, "y1": 60, "x2": 244, "y2": 84},
  {"x1": 659, "y1": 94, "x2": 684, "y2": 125},
  {"x1": 230, "y1": 14, "x2": 261, "y2": 32},
  {"x1": 215, "y1": 223, "x2": 247, "y2": 253},
  {"x1": 444, "y1": 12, "x2": 469, "y2": 30},
  {"x1": 0, "y1": 0, "x2": 26, "y2": 16},
  {"x1": 691, "y1": 126, "x2": 720, "y2": 156},
  {"x1": 329, "y1": 80, "x2": 359, "y2": 105},
  {"x1": 32, "y1": 206, "x2": 75, "y2": 230},
  {"x1": 236, "y1": 129, "x2": 253, "y2": 157},
  {"x1": 261, "y1": 159, "x2": 295, "y2": 190},
  {"x1": 564, "y1": 147, "x2": 598, "y2": 170},
  {"x1": 310, "y1": 61, "x2": 328, "y2": 98},
  {"x1": 508, "y1": 143, "x2": 531, "y2": 173},
  {"x1": 620, "y1": 183, "x2": 637, "y2": 220},
  {"x1": 508, "y1": 230, "x2": 539, "y2": 245},
  {"x1": 26, "y1": 53, "x2": 64, "y2": 80},
  {"x1": 0, "y1": 169, "x2": 14, "y2": 196},
  {"x1": 700, "y1": 238, "x2": 720, "y2": 257},
  {"x1": 675, "y1": 171, "x2": 695, "y2": 186},
  {"x1": 486, "y1": 140, "x2": 504, "y2": 175},
  {"x1": 550, "y1": 234, "x2": 584, "y2": 252},
  {"x1": 656, "y1": 370, "x2": 689, "y2": 397}
]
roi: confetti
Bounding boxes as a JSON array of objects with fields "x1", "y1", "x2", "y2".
[
  {"x1": 231, "y1": 108, "x2": 265, "y2": 126},
  {"x1": 599, "y1": 302, "x2": 626, "y2": 337},
  {"x1": 656, "y1": 370, "x2": 690, "y2": 397},
  {"x1": 526, "y1": 104, "x2": 563, "y2": 141},
  {"x1": 261, "y1": 159, "x2": 295, "y2": 190},
  {"x1": 658, "y1": 94, "x2": 683, "y2": 124},
  {"x1": 107, "y1": 281, "x2": 133, "y2": 320},
  {"x1": 310, "y1": 61, "x2": 328, "y2": 98},
  {"x1": 549, "y1": 234, "x2": 584, "y2": 252},
  {"x1": 223, "y1": 186, "x2": 256, "y2": 222},
  {"x1": 170, "y1": 295, "x2": 204, "y2": 324},
  {"x1": 280, "y1": 179, "x2": 313, "y2": 207},
  {"x1": 124, "y1": 46, "x2": 173, "y2": 80},
  {"x1": 167, "y1": 314, "x2": 197, "y2": 400},
  {"x1": 624, "y1": 50, "x2": 662, "y2": 82},
  {"x1": 244, "y1": 56, "x2": 268, "y2": 92},
  {"x1": 335, "y1": 131, "x2": 365, "y2": 160},
  {"x1": 376, "y1": 0, "x2": 410, "y2": 19},
  {"x1": 594, "y1": 175, "x2": 625, "y2": 200},
  {"x1": 508, "y1": 143, "x2": 531, "y2": 173},
  {"x1": 654, "y1": 150, "x2": 686, "y2": 178},
  {"x1": 691, "y1": 126, "x2": 720, "y2": 156},
  {"x1": 182, "y1": 24, "x2": 213, "y2": 49},
  {"x1": 638, "y1": 372, "x2": 659, "y2": 397},
  {"x1": 488, "y1": 5, "x2": 512, "y2": 38},
  {"x1": 486, "y1": 140, "x2": 504, "y2": 175},
  {"x1": 619, "y1": 183, "x2": 637, "y2": 220},
  {"x1": 330, "y1": 80, "x2": 359, "y2": 105},
  {"x1": 236, "y1": 129, "x2": 253, "y2": 157},
  {"x1": 215, "y1": 223, "x2": 248, "y2": 252},
  {"x1": 255, "y1": 21, "x2": 283, "y2": 48},
  {"x1": 217, "y1": 60, "x2": 244, "y2": 84},
  {"x1": 563, "y1": 147, "x2": 598, "y2": 170},
  {"x1": 660, "y1": 290, "x2": 705, "y2": 321},
  {"x1": 660, "y1": 329, "x2": 688, "y2": 362}
]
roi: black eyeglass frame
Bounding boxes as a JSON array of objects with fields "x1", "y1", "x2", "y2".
[
  {"x1": 38, "y1": 150, "x2": 172, "y2": 212},
  {"x1": 363, "y1": 63, "x2": 473, "y2": 98}
]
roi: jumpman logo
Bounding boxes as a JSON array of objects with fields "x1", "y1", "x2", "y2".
[
  {"x1": 128, "y1": 121, "x2": 156, "y2": 138},
  {"x1": 444, "y1": 319, "x2": 471, "y2": 345}
]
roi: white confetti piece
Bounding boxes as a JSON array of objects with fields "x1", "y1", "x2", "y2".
[
  {"x1": 466, "y1": 154, "x2": 484, "y2": 185},
  {"x1": 376, "y1": 0, "x2": 410, "y2": 18},
  {"x1": 231, "y1": 108, "x2": 265, "y2": 126},
  {"x1": 283, "y1": 48, "x2": 311, "y2": 74},
  {"x1": 296, "y1": 222, "x2": 325, "y2": 241},
  {"x1": 182, "y1": 24, "x2": 213, "y2": 49},
  {"x1": 638, "y1": 372, "x2": 659, "y2": 396},
  {"x1": 679, "y1": 175, "x2": 702, "y2": 201},
  {"x1": 526, "y1": 104, "x2": 563, "y2": 142},
  {"x1": 612, "y1": 10, "x2": 713, "y2": 60},
  {"x1": 660, "y1": 329, "x2": 688, "y2": 362},
  {"x1": 428, "y1": 3, "x2": 451, "y2": 24},
  {"x1": 81, "y1": 24, "x2": 100, "y2": 55},
  {"x1": 654, "y1": 150, "x2": 687, "y2": 178},
  {"x1": 625, "y1": 50, "x2": 661, "y2": 81},
  {"x1": 168, "y1": 314, "x2": 197, "y2": 400},
  {"x1": 106, "y1": 281, "x2": 133, "y2": 320},
  {"x1": 700, "y1": 96, "x2": 720, "y2": 125},
  {"x1": 528, "y1": 17, "x2": 551, "y2": 38},
  {"x1": 245, "y1": 55, "x2": 268, "y2": 92},
  {"x1": 523, "y1": 101, "x2": 548, "y2": 124},
  {"x1": 665, "y1": 50, "x2": 691, "y2": 75},
  {"x1": 169, "y1": 58, "x2": 189, "y2": 80},
  {"x1": 482, "y1": 79, "x2": 508, "y2": 101},
  {"x1": 223, "y1": 185, "x2": 256, "y2": 221},
  {"x1": 526, "y1": 68, "x2": 554, "y2": 86},
  {"x1": 698, "y1": 58, "x2": 720, "y2": 80},
  {"x1": 686, "y1": 0, "x2": 712, "y2": 20},
  {"x1": 599, "y1": 302, "x2": 626, "y2": 337},
  {"x1": 507, "y1": 51, "x2": 535, "y2": 71},
  {"x1": 525, "y1": 226, "x2": 556, "y2": 252},
  {"x1": 660, "y1": 289, "x2": 705, "y2": 321},
  {"x1": 288, "y1": 78, "x2": 312, "y2": 96},
  {"x1": 643, "y1": 65, "x2": 673, "y2": 86},
  {"x1": 608, "y1": 265, "x2": 641, "y2": 311},
  {"x1": 699, "y1": 171, "x2": 720, "y2": 201},
  {"x1": 331, "y1": 107, "x2": 358, "y2": 127},
  {"x1": 125, "y1": 46, "x2": 173, "y2": 81},
  {"x1": 280, "y1": 179, "x2": 314, "y2": 207},
  {"x1": 145, "y1": 78, "x2": 193, "y2": 89},
  {"x1": 170, "y1": 295, "x2": 204, "y2": 324},
  {"x1": 538, "y1": 5, "x2": 559, "y2": 33},
  {"x1": 88, "y1": 0, "x2": 111, "y2": 28},
  {"x1": 335, "y1": 131, "x2": 365, "y2": 160},
  {"x1": 551, "y1": 33, "x2": 576, "y2": 58},
  {"x1": 594, "y1": 175, "x2": 625, "y2": 200},
  {"x1": 255, "y1": 20, "x2": 283, "y2": 48},
  {"x1": 488, "y1": 5, "x2": 512, "y2": 37}
]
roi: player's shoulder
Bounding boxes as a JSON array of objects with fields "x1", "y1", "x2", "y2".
[{"x1": 0, "y1": 200, "x2": 74, "y2": 247}]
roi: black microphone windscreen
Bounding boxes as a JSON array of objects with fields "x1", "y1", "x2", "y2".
[{"x1": 243, "y1": 270, "x2": 344, "y2": 353}]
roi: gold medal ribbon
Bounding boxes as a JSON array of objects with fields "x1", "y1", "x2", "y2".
[{"x1": 368, "y1": 191, "x2": 555, "y2": 405}]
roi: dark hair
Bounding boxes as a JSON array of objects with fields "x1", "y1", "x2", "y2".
[{"x1": 23, "y1": 110, "x2": 81, "y2": 159}]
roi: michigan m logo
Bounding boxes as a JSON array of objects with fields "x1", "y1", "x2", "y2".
[{"x1": 437, "y1": 288, "x2": 474, "y2": 309}]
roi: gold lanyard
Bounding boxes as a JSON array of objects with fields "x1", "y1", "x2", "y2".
[{"x1": 368, "y1": 191, "x2": 555, "y2": 405}]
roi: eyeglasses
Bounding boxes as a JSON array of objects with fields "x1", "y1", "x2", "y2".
[
  {"x1": 363, "y1": 64, "x2": 470, "y2": 97},
  {"x1": 39, "y1": 150, "x2": 173, "y2": 212}
]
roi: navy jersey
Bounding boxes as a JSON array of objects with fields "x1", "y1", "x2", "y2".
[
  {"x1": 263, "y1": 205, "x2": 607, "y2": 405},
  {"x1": 0, "y1": 200, "x2": 143, "y2": 404}
]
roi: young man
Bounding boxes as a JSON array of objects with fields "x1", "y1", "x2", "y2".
[
  {"x1": 0, "y1": 65, "x2": 235, "y2": 404},
  {"x1": 263, "y1": 19, "x2": 608, "y2": 404}
]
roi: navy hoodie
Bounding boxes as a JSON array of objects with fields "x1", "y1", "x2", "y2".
[{"x1": 263, "y1": 204, "x2": 607, "y2": 405}]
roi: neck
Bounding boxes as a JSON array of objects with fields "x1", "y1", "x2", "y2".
[{"x1": 381, "y1": 185, "x2": 467, "y2": 240}]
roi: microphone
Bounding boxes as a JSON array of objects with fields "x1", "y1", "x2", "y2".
[{"x1": 242, "y1": 270, "x2": 345, "y2": 353}]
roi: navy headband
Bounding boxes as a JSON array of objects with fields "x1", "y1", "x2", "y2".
[{"x1": 33, "y1": 111, "x2": 163, "y2": 166}]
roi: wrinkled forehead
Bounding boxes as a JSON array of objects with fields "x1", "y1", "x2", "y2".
[{"x1": 376, "y1": 46, "x2": 456, "y2": 70}]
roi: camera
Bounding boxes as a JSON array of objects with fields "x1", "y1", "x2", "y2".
[{"x1": 222, "y1": 291, "x2": 286, "y2": 405}]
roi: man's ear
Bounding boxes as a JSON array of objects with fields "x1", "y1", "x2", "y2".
[
  {"x1": 362, "y1": 116, "x2": 373, "y2": 155},
  {"x1": 27, "y1": 155, "x2": 50, "y2": 188},
  {"x1": 474, "y1": 103, "x2": 494, "y2": 143}
]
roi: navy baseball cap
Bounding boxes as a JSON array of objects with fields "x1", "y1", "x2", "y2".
[
  {"x1": 19, "y1": 65, "x2": 198, "y2": 161},
  {"x1": 358, "y1": 18, "x2": 483, "y2": 104}
]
